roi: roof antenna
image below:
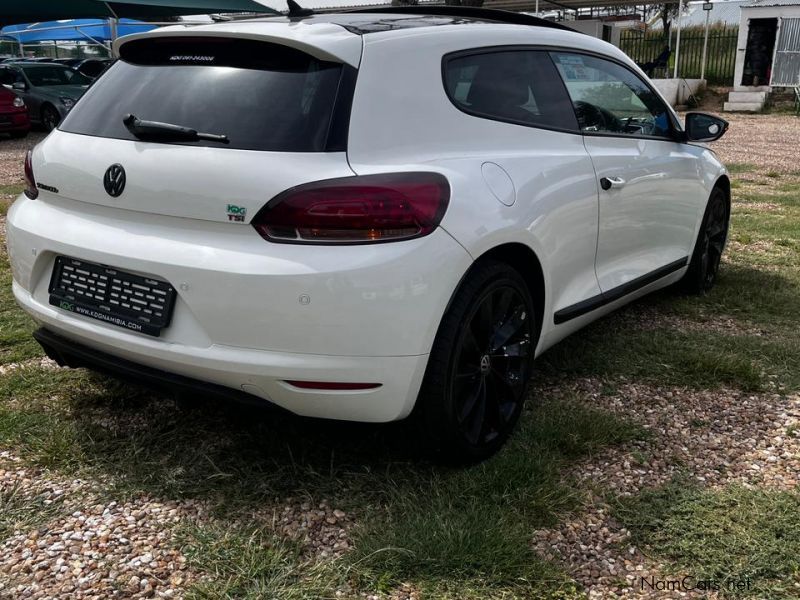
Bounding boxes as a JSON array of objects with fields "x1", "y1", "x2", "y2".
[{"x1": 287, "y1": 0, "x2": 314, "y2": 17}]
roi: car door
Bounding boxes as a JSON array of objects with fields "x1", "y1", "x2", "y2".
[{"x1": 551, "y1": 51, "x2": 706, "y2": 293}]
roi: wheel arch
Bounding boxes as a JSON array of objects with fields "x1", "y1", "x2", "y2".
[
  {"x1": 40, "y1": 101, "x2": 58, "y2": 117},
  {"x1": 712, "y1": 174, "x2": 732, "y2": 231},
  {"x1": 714, "y1": 174, "x2": 731, "y2": 205},
  {"x1": 473, "y1": 242, "x2": 545, "y2": 344}
]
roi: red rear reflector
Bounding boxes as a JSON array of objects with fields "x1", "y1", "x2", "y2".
[
  {"x1": 24, "y1": 150, "x2": 38, "y2": 200},
  {"x1": 285, "y1": 380, "x2": 382, "y2": 391},
  {"x1": 252, "y1": 172, "x2": 449, "y2": 244}
]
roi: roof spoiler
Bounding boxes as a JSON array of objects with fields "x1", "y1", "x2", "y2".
[{"x1": 343, "y1": 6, "x2": 578, "y2": 33}]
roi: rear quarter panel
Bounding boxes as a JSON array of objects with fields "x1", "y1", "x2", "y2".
[{"x1": 347, "y1": 26, "x2": 612, "y2": 354}]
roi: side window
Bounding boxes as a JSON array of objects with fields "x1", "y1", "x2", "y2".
[
  {"x1": 551, "y1": 52, "x2": 672, "y2": 138},
  {"x1": 444, "y1": 50, "x2": 578, "y2": 132},
  {"x1": 0, "y1": 68, "x2": 18, "y2": 87}
]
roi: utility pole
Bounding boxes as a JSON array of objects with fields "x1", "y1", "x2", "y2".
[
  {"x1": 700, "y1": 2, "x2": 713, "y2": 81},
  {"x1": 673, "y1": 0, "x2": 684, "y2": 78}
]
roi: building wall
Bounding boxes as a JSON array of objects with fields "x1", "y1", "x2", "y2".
[
  {"x1": 567, "y1": 20, "x2": 622, "y2": 46},
  {"x1": 734, "y1": 5, "x2": 800, "y2": 88}
]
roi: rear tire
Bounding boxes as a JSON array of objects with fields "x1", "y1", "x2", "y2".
[
  {"x1": 681, "y1": 187, "x2": 729, "y2": 295},
  {"x1": 415, "y1": 260, "x2": 537, "y2": 464},
  {"x1": 9, "y1": 130, "x2": 28, "y2": 139}
]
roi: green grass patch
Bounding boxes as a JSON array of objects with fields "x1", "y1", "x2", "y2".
[
  {"x1": 0, "y1": 251, "x2": 43, "y2": 365},
  {"x1": 0, "y1": 482, "x2": 67, "y2": 539},
  {"x1": 540, "y1": 324, "x2": 796, "y2": 392},
  {"x1": 776, "y1": 180, "x2": 800, "y2": 190},
  {"x1": 0, "y1": 184, "x2": 23, "y2": 198},
  {"x1": 725, "y1": 163, "x2": 756, "y2": 175},
  {"x1": 348, "y1": 401, "x2": 640, "y2": 596},
  {"x1": 615, "y1": 481, "x2": 800, "y2": 598},
  {"x1": 179, "y1": 523, "x2": 337, "y2": 600}
]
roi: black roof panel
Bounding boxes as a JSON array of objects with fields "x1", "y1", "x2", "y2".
[{"x1": 249, "y1": 7, "x2": 575, "y2": 35}]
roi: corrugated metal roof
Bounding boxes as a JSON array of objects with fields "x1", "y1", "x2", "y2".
[{"x1": 744, "y1": 0, "x2": 800, "y2": 7}]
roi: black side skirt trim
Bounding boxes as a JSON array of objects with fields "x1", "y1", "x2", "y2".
[{"x1": 553, "y1": 257, "x2": 688, "y2": 325}]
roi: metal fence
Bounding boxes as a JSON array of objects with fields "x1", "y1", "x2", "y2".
[{"x1": 620, "y1": 25, "x2": 739, "y2": 85}]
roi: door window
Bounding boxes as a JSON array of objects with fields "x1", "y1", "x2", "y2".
[
  {"x1": 0, "y1": 68, "x2": 22, "y2": 87},
  {"x1": 551, "y1": 52, "x2": 672, "y2": 138},
  {"x1": 444, "y1": 50, "x2": 578, "y2": 132}
]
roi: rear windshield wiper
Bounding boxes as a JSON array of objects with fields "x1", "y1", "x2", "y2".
[{"x1": 123, "y1": 114, "x2": 229, "y2": 144}]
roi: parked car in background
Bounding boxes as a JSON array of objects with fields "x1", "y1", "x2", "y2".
[
  {"x1": 6, "y1": 8, "x2": 731, "y2": 462},
  {"x1": 0, "y1": 86, "x2": 30, "y2": 138},
  {"x1": 54, "y1": 58, "x2": 113, "y2": 80},
  {"x1": 0, "y1": 63, "x2": 90, "y2": 131}
]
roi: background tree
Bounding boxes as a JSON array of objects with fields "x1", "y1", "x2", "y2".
[{"x1": 658, "y1": 2, "x2": 680, "y2": 46}]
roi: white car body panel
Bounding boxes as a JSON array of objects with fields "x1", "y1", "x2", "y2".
[
  {"x1": 36, "y1": 131, "x2": 355, "y2": 224},
  {"x1": 6, "y1": 15, "x2": 729, "y2": 423}
]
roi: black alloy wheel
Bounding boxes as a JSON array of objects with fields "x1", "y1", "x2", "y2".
[
  {"x1": 416, "y1": 260, "x2": 536, "y2": 463},
  {"x1": 683, "y1": 187, "x2": 729, "y2": 295},
  {"x1": 452, "y1": 284, "x2": 532, "y2": 446}
]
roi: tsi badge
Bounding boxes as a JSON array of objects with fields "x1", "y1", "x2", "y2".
[{"x1": 226, "y1": 204, "x2": 247, "y2": 222}]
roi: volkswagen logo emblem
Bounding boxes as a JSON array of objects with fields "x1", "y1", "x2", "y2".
[
  {"x1": 103, "y1": 164, "x2": 126, "y2": 197},
  {"x1": 479, "y1": 354, "x2": 491, "y2": 375}
]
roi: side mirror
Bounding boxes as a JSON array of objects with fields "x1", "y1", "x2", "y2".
[
  {"x1": 684, "y1": 112, "x2": 728, "y2": 142},
  {"x1": 11, "y1": 81, "x2": 27, "y2": 92}
]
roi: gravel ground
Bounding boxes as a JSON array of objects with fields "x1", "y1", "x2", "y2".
[
  {"x1": 532, "y1": 378, "x2": 800, "y2": 599},
  {"x1": 710, "y1": 113, "x2": 800, "y2": 173},
  {"x1": 0, "y1": 133, "x2": 46, "y2": 187},
  {"x1": 0, "y1": 445, "x2": 353, "y2": 599},
  {"x1": 0, "y1": 115, "x2": 797, "y2": 598}
]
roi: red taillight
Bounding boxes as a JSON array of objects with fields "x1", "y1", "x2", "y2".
[
  {"x1": 285, "y1": 380, "x2": 382, "y2": 390},
  {"x1": 24, "y1": 150, "x2": 38, "y2": 200},
  {"x1": 252, "y1": 172, "x2": 450, "y2": 244}
]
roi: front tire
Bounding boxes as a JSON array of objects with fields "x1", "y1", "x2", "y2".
[
  {"x1": 41, "y1": 105, "x2": 60, "y2": 132},
  {"x1": 682, "y1": 187, "x2": 729, "y2": 295},
  {"x1": 416, "y1": 260, "x2": 537, "y2": 463}
]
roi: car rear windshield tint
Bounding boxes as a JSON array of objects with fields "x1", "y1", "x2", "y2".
[{"x1": 60, "y1": 37, "x2": 349, "y2": 152}]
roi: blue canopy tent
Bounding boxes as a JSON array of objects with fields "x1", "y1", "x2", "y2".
[
  {"x1": 1, "y1": 19, "x2": 157, "y2": 44},
  {"x1": 0, "y1": 0, "x2": 276, "y2": 58}
]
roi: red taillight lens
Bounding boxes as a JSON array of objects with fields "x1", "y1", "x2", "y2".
[
  {"x1": 252, "y1": 172, "x2": 450, "y2": 244},
  {"x1": 24, "y1": 150, "x2": 38, "y2": 200}
]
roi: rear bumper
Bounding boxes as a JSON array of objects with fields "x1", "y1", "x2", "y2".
[
  {"x1": 19, "y1": 285, "x2": 430, "y2": 421},
  {"x1": 34, "y1": 327, "x2": 280, "y2": 409},
  {"x1": 0, "y1": 110, "x2": 30, "y2": 131},
  {"x1": 7, "y1": 194, "x2": 470, "y2": 422}
]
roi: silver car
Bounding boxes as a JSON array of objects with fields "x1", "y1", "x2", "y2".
[{"x1": 0, "y1": 63, "x2": 90, "y2": 131}]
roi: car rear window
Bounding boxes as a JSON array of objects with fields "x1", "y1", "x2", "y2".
[{"x1": 59, "y1": 37, "x2": 350, "y2": 152}]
